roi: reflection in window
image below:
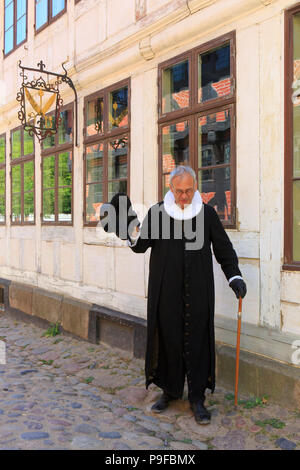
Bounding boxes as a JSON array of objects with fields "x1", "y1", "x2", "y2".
[
  {"x1": 41, "y1": 107, "x2": 73, "y2": 224},
  {"x1": 58, "y1": 151, "x2": 72, "y2": 222},
  {"x1": 4, "y1": 0, "x2": 27, "y2": 55},
  {"x1": 109, "y1": 87, "x2": 128, "y2": 130},
  {"x1": 162, "y1": 60, "x2": 189, "y2": 114},
  {"x1": 11, "y1": 165, "x2": 21, "y2": 223},
  {"x1": 52, "y1": 0, "x2": 65, "y2": 17},
  {"x1": 35, "y1": 0, "x2": 66, "y2": 31},
  {"x1": 12, "y1": 129, "x2": 21, "y2": 159},
  {"x1": 292, "y1": 13, "x2": 300, "y2": 261},
  {"x1": 198, "y1": 43, "x2": 231, "y2": 103},
  {"x1": 24, "y1": 160, "x2": 34, "y2": 222},
  {"x1": 35, "y1": 0, "x2": 47, "y2": 30},
  {"x1": 84, "y1": 81, "x2": 130, "y2": 223},
  {"x1": 108, "y1": 138, "x2": 128, "y2": 202},
  {"x1": 0, "y1": 137, "x2": 5, "y2": 165},
  {"x1": 162, "y1": 121, "x2": 189, "y2": 195},
  {"x1": 85, "y1": 144, "x2": 104, "y2": 223},
  {"x1": 86, "y1": 98, "x2": 104, "y2": 136},
  {"x1": 198, "y1": 110, "x2": 231, "y2": 220},
  {"x1": 108, "y1": 138, "x2": 128, "y2": 180},
  {"x1": 59, "y1": 110, "x2": 73, "y2": 145},
  {"x1": 0, "y1": 136, "x2": 5, "y2": 223}
]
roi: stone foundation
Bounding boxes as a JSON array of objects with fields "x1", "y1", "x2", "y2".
[{"x1": 1, "y1": 278, "x2": 299, "y2": 409}]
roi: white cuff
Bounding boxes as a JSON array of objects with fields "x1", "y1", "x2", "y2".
[{"x1": 228, "y1": 275, "x2": 243, "y2": 284}]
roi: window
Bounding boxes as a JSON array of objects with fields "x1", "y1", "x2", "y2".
[
  {"x1": 0, "y1": 135, "x2": 6, "y2": 224},
  {"x1": 35, "y1": 0, "x2": 66, "y2": 33},
  {"x1": 284, "y1": 6, "x2": 300, "y2": 269},
  {"x1": 41, "y1": 104, "x2": 73, "y2": 224},
  {"x1": 158, "y1": 32, "x2": 236, "y2": 226},
  {"x1": 83, "y1": 79, "x2": 130, "y2": 225},
  {"x1": 10, "y1": 126, "x2": 35, "y2": 225},
  {"x1": 4, "y1": 0, "x2": 27, "y2": 56}
]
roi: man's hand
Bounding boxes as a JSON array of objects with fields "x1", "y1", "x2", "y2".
[
  {"x1": 100, "y1": 193, "x2": 140, "y2": 240},
  {"x1": 229, "y1": 279, "x2": 247, "y2": 299}
]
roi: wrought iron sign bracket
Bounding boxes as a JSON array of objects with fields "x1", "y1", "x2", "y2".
[{"x1": 16, "y1": 60, "x2": 79, "y2": 146}]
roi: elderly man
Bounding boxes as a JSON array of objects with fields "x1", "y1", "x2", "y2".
[{"x1": 101, "y1": 166, "x2": 246, "y2": 424}]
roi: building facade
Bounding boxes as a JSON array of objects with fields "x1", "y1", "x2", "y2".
[{"x1": 0, "y1": 0, "x2": 300, "y2": 405}]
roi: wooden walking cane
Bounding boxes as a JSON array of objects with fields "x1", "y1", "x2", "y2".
[{"x1": 234, "y1": 296, "x2": 243, "y2": 407}]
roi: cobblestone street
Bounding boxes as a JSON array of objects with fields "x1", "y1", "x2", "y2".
[{"x1": 0, "y1": 313, "x2": 299, "y2": 450}]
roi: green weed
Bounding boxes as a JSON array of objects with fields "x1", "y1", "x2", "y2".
[
  {"x1": 255, "y1": 418, "x2": 285, "y2": 429},
  {"x1": 39, "y1": 359, "x2": 54, "y2": 366},
  {"x1": 42, "y1": 322, "x2": 61, "y2": 338},
  {"x1": 84, "y1": 376, "x2": 94, "y2": 384}
]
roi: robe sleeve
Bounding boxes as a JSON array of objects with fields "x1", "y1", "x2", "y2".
[
  {"x1": 128, "y1": 207, "x2": 155, "y2": 254},
  {"x1": 208, "y1": 205, "x2": 242, "y2": 281}
]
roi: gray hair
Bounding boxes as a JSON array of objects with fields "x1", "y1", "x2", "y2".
[{"x1": 169, "y1": 166, "x2": 196, "y2": 187}]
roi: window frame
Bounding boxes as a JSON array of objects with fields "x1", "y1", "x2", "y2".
[
  {"x1": 41, "y1": 102, "x2": 74, "y2": 226},
  {"x1": 0, "y1": 134, "x2": 6, "y2": 225},
  {"x1": 3, "y1": 0, "x2": 28, "y2": 58},
  {"x1": 284, "y1": 3, "x2": 300, "y2": 271},
  {"x1": 10, "y1": 125, "x2": 35, "y2": 225},
  {"x1": 34, "y1": 0, "x2": 67, "y2": 35},
  {"x1": 158, "y1": 31, "x2": 236, "y2": 228},
  {"x1": 83, "y1": 78, "x2": 131, "y2": 227}
]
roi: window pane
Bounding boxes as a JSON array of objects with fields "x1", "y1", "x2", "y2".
[
  {"x1": 59, "y1": 109, "x2": 73, "y2": 145},
  {"x1": 108, "y1": 180, "x2": 127, "y2": 202},
  {"x1": 198, "y1": 166, "x2": 231, "y2": 221},
  {"x1": 36, "y1": 0, "x2": 48, "y2": 30},
  {"x1": 43, "y1": 119, "x2": 56, "y2": 149},
  {"x1": 12, "y1": 193, "x2": 21, "y2": 222},
  {"x1": 0, "y1": 170, "x2": 5, "y2": 196},
  {"x1": 198, "y1": 43, "x2": 231, "y2": 103},
  {"x1": 17, "y1": 0, "x2": 26, "y2": 19},
  {"x1": 24, "y1": 161, "x2": 34, "y2": 192},
  {"x1": 86, "y1": 143, "x2": 103, "y2": 183},
  {"x1": 162, "y1": 60, "x2": 189, "y2": 114},
  {"x1": 108, "y1": 137, "x2": 128, "y2": 180},
  {"x1": 43, "y1": 189, "x2": 55, "y2": 221},
  {"x1": 43, "y1": 155, "x2": 55, "y2": 188},
  {"x1": 198, "y1": 109, "x2": 231, "y2": 168},
  {"x1": 86, "y1": 183, "x2": 103, "y2": 222},
  {"x1": 86, "y1": 98, "x2": 103, "y2": 136},
  {"x1": 58, "y1": 151, "x2": 72, "y2": 186},
  {"x1": 0, "y1": 137, "x2": 5, "y2": 164},
  {"x1": 17, "y1": 15, "x2": 26, "y2": 45},
  {"x1": 12, "y1": 165, "x2": 21, "y2": 193},
  {"x1": 58, "y1": 187, "x2": 71, "y2": 222},
  {"x1": 52, "y1": 0, "x2": 65, "y2": 18},
  {"x1": 24, "y1": 192, "x2": 34, "y2": 222},
  {"x1": 11, "y1": 129, "x2": 21, "y2": 158},
  {"x1": 162, "y1": 121, "x2": 189, "y2": 194},
  {"x1": 24, "y1": 130, "x2": 34, "y2": 156},
  {"x1": 108, "y1": 87, "x2": 128, "y2": 130},
  {"x1": 5, "y1": 2, "x2": 14, "y2": 30},
  {"x1": 0, "y1": 197, "x2": 5, "y2": 223},
  {"x1": 293, "y1": 13, "x2": 300, "y2": 179},
  {"x1": 4, "y1": 27, "x2": 14, "y2": 55},
  {"x1": 293, "y1": 181, "x2": 300, "y2": 262}
]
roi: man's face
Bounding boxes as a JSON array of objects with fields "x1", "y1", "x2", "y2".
[{"x1": 170, "y1": 173, "x2": 197, "y2": 209}]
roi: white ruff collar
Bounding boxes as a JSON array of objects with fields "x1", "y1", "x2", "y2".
[{"x1": 163, "y1": 190, "x2": 203, "y2": 220}]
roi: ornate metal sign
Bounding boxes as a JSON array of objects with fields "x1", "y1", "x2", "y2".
[{"x1": 16, "y1": 60, "x2": 78, "y2": 146}]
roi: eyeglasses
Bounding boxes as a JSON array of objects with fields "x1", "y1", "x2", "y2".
[{"x1": 173, "y1": 188, "x2": 195, "y2": 197}]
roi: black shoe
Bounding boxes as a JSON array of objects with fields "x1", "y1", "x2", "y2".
[
  {"x1": 190, "y1": 401, "x2": 211, "y2": 425},
  {"x1": 151, "y1": 392, "x2": 174, "y2": 413}
]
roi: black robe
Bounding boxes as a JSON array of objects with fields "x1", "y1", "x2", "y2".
[{"x1": 130, "y1": 201, "x2": 242, "y2": 402}]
